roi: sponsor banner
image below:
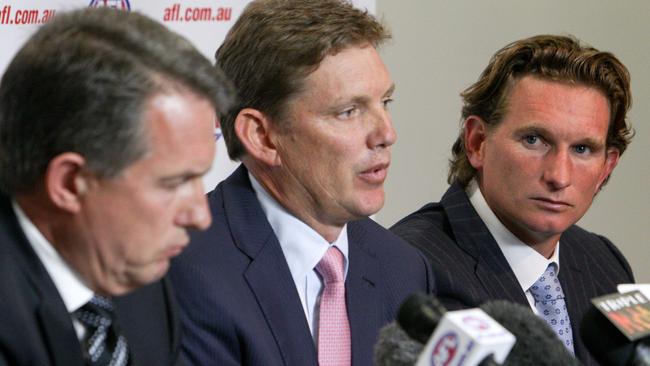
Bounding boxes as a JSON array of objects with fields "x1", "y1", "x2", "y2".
[{"x1": 1, "y1": 0, "x2": 375, "y2": 189}]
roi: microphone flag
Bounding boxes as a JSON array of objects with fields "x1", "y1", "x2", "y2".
[{"x1": 591, "y1": 290, "x2": 650, "y2": 341}]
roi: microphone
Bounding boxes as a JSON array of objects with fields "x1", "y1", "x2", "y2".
[
  {"x1": 580, "y1": 290, "x2": 650, "y2": 366},
  {"x1": 374, "y1": 322, "x2": 424, "y2": 366},
  {"x1": 397, "y1": 292, "x2": 447, "y2": 344},
  {"x1": 480, "y1": 300, "x2": 581, "y2": 366},
  {"x1": 374, "y1": 294, "x2": 581, "y2": 366},
  {"x1": 396, "y1": 293, "x2": 515, "y2": 366}
]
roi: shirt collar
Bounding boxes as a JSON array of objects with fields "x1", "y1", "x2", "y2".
[
  {"x1": 248, "y1": 173, "x2": 349, "y2": 284},
  {"x1": 12, "y1": 200, "x2": 94, "y2": 313},
  {"x1": 466, "y1": 180, "x2": 560, "y2": 292}
]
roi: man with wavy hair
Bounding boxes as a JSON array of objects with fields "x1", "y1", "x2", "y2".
[{"x1": 392, "y1": 35, "x2": 634, "y2": 365}]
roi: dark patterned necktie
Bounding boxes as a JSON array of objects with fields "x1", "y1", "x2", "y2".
[{"x1": 74, "y1": 295, "x2": 129, "y2": 366}]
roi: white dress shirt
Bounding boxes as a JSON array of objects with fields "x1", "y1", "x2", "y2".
[
  {"x1": 249, "y1": 173, "x2": 349, "y2": 339},
  {"x1": 466, "y1": 180, "x2": 560, "y2": 313},
  {"x1": 12, "y1": 201, "x2": 94, "y2": 339}
]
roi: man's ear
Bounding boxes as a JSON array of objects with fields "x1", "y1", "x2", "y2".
[
  {"x1": 44, "y1": 153, "x2": 90, "y2": 213},
  {"x1": 596, "y1": 147, "x2": 621, "y2": 192},
  {"x1": 234, "y1": 108, "x2": 281, "y2": 166},
  {"x1": 464, "y1": 116, "x2": 489, "y2": 170}
]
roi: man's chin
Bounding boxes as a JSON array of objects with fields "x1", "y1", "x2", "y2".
[
  {"x1": 354, "y1": 193, "x2": 385, "y2": 216},
  {"x1": 107, "y1": 262, "x2": 170, "y2": 296},
  {"x1": 521, "y1": 220, "x2": 572, "y2": 243}
]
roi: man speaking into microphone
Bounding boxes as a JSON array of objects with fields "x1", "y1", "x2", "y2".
[
  {"x1": 169, "y1": 0, "x2": 434, "y2": 365},
  {"x1": 392, "y1": 34, "x2": 635, "y2": 365}
]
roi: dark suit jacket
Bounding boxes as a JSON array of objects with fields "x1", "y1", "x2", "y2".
[
  {"x1": 0, "y1": 195, "x2": 182, "y2": 366},
  {"x1": 391, "y1": 183, "x2": 634, "y2": 366},
  {"x1": 169, "y1": 165, "x2": 435, "y2": 366}
]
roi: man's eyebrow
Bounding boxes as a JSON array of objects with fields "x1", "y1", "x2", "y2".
[
  {"x1": 514, "y1": 123, "x2": 551, "y2": 135},
  {"x1": 384, "y1": 83, "x2": 396, "y2": 98},
  {"x1": 159, "y1": 167, "x2": 212, "y2": 182},
  {"x1": 343, "y1": 83, "x2": 396, "y2": 105}
]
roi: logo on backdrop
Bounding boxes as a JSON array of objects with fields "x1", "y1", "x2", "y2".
[{"x1": 89, "y1": 0, "x2": 131, "y2": 11}]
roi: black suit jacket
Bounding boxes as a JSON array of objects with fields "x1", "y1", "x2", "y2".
[
  {"x1": 169, "y1": 165, "x2": 435, "y2": 366},
  {"x1": 391, "y1": 183, "x2": 634, "y2": 366},
  {"x1": 0, "y1": 195, "x2": 182, "y2": 366}
]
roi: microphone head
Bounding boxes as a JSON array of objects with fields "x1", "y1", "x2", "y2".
[
  {"x1": 374, "y1": 322, "x2": 424, "y2": 366},
  {"x1": 580, "y1": 302, "x2": 638, "y2": 366},
  {"x1": 396, "y1": 292, "x2": 447, "y2": 344},
  {"x1": 481, "y1": 300, "x2": 580, "y2": 366}
]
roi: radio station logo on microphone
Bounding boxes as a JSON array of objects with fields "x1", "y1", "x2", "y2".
[
  {"x1": 462, "y1": 315, "x2": 490, "y2": 331},
  {"x1": 430, "y1": 332, "x2": 458, "y2": 366},
  {"x1": 89, "y1": 0, "x2": 131, "y2": 11},
  {"x1": 593, "y1": 290, "x2": 650, "y2": 341}
]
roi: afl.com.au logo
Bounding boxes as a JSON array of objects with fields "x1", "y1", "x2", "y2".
[
  {"x1": 431, "y1": 332, "x2": 459, "y2": 366},
  {"x1": 89, "y1": 0, "x2": 131, "y2": 11}
]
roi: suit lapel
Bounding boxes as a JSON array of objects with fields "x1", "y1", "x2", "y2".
[
  {"x1": 0, "y1": 196, "x2": 84, "y2": 366},
  {"x1": 35, "y1": 297, "x2": 85, "y2": 366},
  {"x1": 222, "y1": 166, "x2": 318, "y2": 365},
  {"x1": 441, "y1": 184, "x2": 528, "y2": 305},
  {"x1": 346, "y1": 222, "x2": 381, "y2": 364},
  {"x1": 557, "y1": 233, "x2": 590, "y2": 361}
]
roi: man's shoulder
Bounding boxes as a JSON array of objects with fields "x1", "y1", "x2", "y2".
[
  {"x1": 562, "y1": 225, "x2": 633, "y2": 277},
  {"x1": 389, "y1": 199, "x2": 464, "y2": 271},
  {"x1": 351, "y1": 217, "x2": 429, "y2": 260},
  {"x1": 390, "y1": 184, "x2": 470, "y2": 248},
  {"x1": 391, "y1": 201, "x2": 450, "y2": 239},
  {"x1": 563, "y1": 225, "x2": 625, "y2": 257},
  {"x1": 349, "y1": 218, "x2": 433, "y2": 292}
]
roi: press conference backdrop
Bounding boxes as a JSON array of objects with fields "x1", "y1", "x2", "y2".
[
  {"x1": 0, "y1": 0, "x2": 375, "y2": 192},
  {"x1": 1, "y1": 1, "x2": 647, "y2": 281},
  {"x1": 375, "y1": 0, "x2": 650, "y2": 282}
]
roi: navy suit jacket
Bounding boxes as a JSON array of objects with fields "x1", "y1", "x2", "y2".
[
  {"x1": 0, "y1": 195, "x2": 182, "y2": 366},
  {"x1": 391, "y1": 183, "x2": 634, "y2": 366},
  {"x1": 169, "y1": 165, "x2": 434, "y2": 365}
]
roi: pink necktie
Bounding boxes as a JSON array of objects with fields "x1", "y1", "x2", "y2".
[{"x1": 316, "y1": 246, "x2": 351, "y2": 366}]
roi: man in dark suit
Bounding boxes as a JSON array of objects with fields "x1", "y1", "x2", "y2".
[
  {"x1": 392, "y1": 35, "x2": 634, "y2": 365},
  {"x1": 169, "y1": 1, "x2": 434, "y2": 365},
  {"x1": 0, "y1": 8, "x2": 234, "y2": 366}
]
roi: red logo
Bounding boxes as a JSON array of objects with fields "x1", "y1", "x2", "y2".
[
  {"x1": 88, "y1": 0, "x2": 131, "y2": 11},
  {"x1": 462, "y1": 315, "x2": 490, "y2": 331},
  {"x1": 431, "y1": 332, "x2": 459, "y2": 366}
]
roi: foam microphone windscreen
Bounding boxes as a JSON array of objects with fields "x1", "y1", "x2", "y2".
[
  {"x1": 480, "y1": 300, "x2": 581, "y2": 366},
  {"x1": 396, "y1": 292, "x2": 446, "y2": 344},
  {"x1": 374, "y1": 322, "x2": 424, "y2": 366}
]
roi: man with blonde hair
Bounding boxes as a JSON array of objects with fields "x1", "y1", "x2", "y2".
[{"x1": 170, "y1": 1, "x2": 434, "y2": 365}]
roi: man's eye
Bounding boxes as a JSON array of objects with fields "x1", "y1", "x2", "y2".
[
  {"x1": 338, "y1": 107, "x2": 358, "y2": 119},
  {"x1": 382, "y1": 98, "x2": 394, "y2": 109},
  {"x1": 574, "y1": 145, "x2": 591, "y2": 154},
  {"x1": 524, "y1": 135, "x2": 539, "y2": 145},
  {"x1": 161, "y1": 178, "x2": 187, "y2": 189}
]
